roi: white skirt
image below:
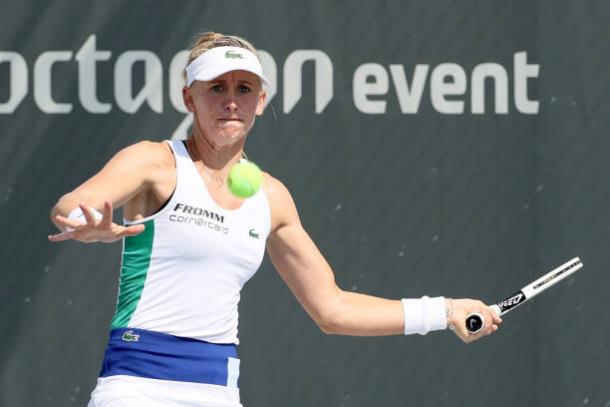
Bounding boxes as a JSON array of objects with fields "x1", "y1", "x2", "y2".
[{"x1": 88, "y1": 375, "x2": 242, "y2": 407}]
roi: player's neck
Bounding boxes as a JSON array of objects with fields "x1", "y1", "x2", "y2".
[{"x1": 187, "y1": 132, "x2": 244, "y2": 172}]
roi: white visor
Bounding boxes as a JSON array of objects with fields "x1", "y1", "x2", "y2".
[{"x1": 185, "y1": 46, "x2": 270, "y2": 87}]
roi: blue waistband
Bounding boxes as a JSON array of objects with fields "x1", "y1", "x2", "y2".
[{"x1": 100, "y1": 328, "x2": 239, "y2": 386}]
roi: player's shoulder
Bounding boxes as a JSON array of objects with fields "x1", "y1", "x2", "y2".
[
  {"x1": 120, "y1": 140, "x2": 172, "y2": 158},
  {"x1": 262, "y1": 172, "x2": 293, "y2": 203},
  {"x1": 115, "y1": 140, "x2": 174, "y2": 169},
  {"x1": 261, "y1": 172, "x2": 300, "y2": 229}
]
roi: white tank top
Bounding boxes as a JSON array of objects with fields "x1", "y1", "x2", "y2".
[{"x1": 109, "y1": 140, "x2": 271, "y2": 344}]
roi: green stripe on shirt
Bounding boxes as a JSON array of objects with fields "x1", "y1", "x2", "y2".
[{"x1": 110, "y1": 220, "x2": 155, "y2": 329}]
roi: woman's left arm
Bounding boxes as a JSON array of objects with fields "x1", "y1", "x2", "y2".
[
  {"x1": 267, "y1": 214, "x2": 404, "y2": 336},
  {"x1": 264, "y1": 175, "x2": 501, "y2": 342}
]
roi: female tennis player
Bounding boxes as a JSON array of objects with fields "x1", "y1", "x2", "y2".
[{"x1": 49, "y1": 32, "x2": 502, "y2": 407}]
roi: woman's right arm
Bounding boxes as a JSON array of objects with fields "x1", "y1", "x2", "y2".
[{"x1": 49, "y1": 141, "x2": 172, "y2": 241}]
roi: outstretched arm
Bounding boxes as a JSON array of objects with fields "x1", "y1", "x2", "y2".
[
  {"x1": 264, "y1": 176, "x2": 501, "y2": 343},
  {"x1": 49, "y1": 141, "x2": 172, "y2": 243}
]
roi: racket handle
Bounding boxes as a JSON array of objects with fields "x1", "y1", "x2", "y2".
[
  {"x1": 465, "y1": 313, "x2": 484, "y2": 333},
  {"x1": 465, "y1": 305, "x2": 501, "y2": 334}
]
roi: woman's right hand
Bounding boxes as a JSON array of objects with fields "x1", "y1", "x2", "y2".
[{"x1": 48, "y1": 201, "x2": 145, "y2": 244}]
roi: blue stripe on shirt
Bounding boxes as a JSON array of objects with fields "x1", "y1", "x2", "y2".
[{"x1": 100, "y1": 328, "x2": 238, "y2": 386}]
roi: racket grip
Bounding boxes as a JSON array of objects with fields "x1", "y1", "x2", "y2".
[
  {"x1": 465, "y1": 305, "x2": 501, "y2": 334},
  {"x1": 465, "y1": 313, "x2": 484, "y2": 333}
]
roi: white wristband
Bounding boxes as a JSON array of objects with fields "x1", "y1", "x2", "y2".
[
  {"x1": 66, "y1": 206, "x2": 103, "y2": 231},
  {"x1": 401, "y1": 296, "x2": 447, "y2": 335}
]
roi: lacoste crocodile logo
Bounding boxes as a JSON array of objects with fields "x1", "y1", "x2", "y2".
[
  {"x1": 249, "y1": 229, "x2": 259, "y2": 239},
  {"x1": 122, "y1": 330, "x2": 140, "y2": 342},
  {"x1": 225, "y1": 51, "x2": 244, "y2": 59}
]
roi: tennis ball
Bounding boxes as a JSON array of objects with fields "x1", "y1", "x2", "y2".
[{"x1": 227, "y1": 160, "x2": 263, "y2": 198}]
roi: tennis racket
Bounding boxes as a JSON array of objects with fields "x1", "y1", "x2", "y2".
[{"x1": 465, "y1": 257, "x2": 583, "y2": 334}]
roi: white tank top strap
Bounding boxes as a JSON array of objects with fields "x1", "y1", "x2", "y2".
[
  {"x1": 166, "y1": 140, "x2": 198, "y2": 178},
  {"x1": 165, "y1": 139, "x2": 214, "y2": 204}
]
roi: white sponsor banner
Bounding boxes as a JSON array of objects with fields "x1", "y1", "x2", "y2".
[{"x1": 1, "y1": 34, "x2": 540, "y2": 122}]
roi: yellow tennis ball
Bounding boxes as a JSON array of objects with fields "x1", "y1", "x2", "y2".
[{"x1": 227, "y1": 160, "x2": 263, "y2": 198}]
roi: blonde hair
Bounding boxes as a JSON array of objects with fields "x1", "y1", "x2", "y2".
[{"x1": 182, "y1": 31, "x2": 259, "y2": 83}]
